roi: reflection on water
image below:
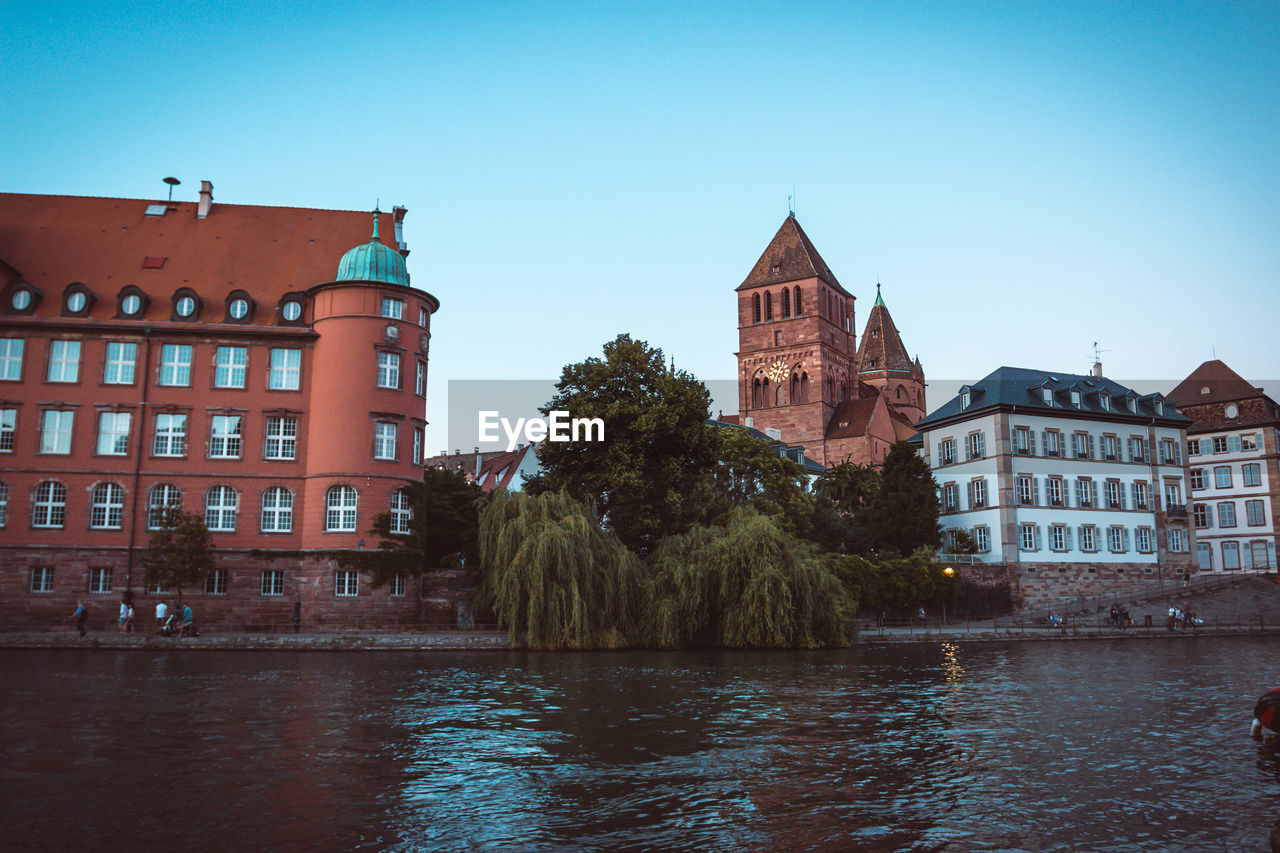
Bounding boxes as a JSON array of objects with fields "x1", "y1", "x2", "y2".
[{"x1": 0, "y1": 640, "x2": 1277, "y2": 851}]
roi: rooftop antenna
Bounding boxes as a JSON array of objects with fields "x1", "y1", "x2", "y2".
[{"x1": 163, "y1": 177, "x2": 180, "y2": 201}]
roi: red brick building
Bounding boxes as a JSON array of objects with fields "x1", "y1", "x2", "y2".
[
  {"x1": 732, "y1": 215, "x2": 924, "y2": 466},
  {"x1": 0, "y1": 184, "x2": 439, "y2": 630}
]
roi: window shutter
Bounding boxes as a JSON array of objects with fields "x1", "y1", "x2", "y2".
[
  {"x1": 1064, "y1": 526, "x2": 1073, "y2": 551},
  {"x1": 1130, "y1": 481, "x2": 1138, "y2": 506},
  {"x1": 1128, "y1": 437, "x2": 1135, "y2": 460},
  {"x1": 1075, "y1": 479, "x2": 1083, "y2": 505},
  {"x1": 1029, "y1": 430, "x2": 1037, "y2": 456},
  {"x1": 1032, "y1": 476, "x2": 1041, "y2": 506},
  {"x1": 1034, "y1": 525, "x2": 1042, "y2": 551},
  {"x1": 1071, "y1": 433, "x2": 1079, "y2": 457},
  {"x1": 1199, "y1": 438, "x2": 1210, "y2": 455},
  {"x1": 1228, "y1": 435, "x2": 1242, "y2": 452},
  {"x1": 1256, "y1": 432, "x2": 1264, "y2": 450},
  {"x1": 1122, "y1": 528, "x2": 1130, "y2": 552},
  {"x1": 966, "y1": 481, "x2": 973, "y2": 509},
  {"x1": 1088, "y1": 434, "x2": 1096, "y2": 459},
  {"x1": 1174, "y1": 441, "x2": 1182, "y2": 465}
]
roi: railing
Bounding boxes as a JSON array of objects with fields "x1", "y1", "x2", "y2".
[
  {"x1": 1165, "y1": 504, "x2": 1188, "y2": 519},
  {"x1": 1042, "y1": 571, "x2": 1270, "y2": 619},
  {"x1": 856, "y1": 612, "x2": 1279, "y2": 636}
]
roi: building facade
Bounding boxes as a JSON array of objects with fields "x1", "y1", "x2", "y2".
[
  {"x1": 1168, "y1": 360, "x2": 1279, "y2": 573},
  {"x1": 0, "y1": 185, "x2": 439, "y2": 630},
  {"x1": 915, "y1": 365, "x2": 1196, "y2": 610},
  {"x1": 732, "y1": 214, "x2": 923, "y2": 467}
]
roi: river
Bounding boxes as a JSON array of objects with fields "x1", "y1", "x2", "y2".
[{"x1": 1, "y1": 638, "x2": 1277, "y2": 852}]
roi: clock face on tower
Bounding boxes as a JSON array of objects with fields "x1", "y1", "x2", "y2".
[{"x1": 768, "y1": 360, "x2": 788, "y2": 384}]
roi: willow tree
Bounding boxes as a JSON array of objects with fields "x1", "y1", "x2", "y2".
[
  {"x1": 646, "y1": 509, "x2": 853, "y2": 649},
  {"x1": 479, "y1": 490, "x2": 645, "y2": 650},
  {"x1": 139, "y1": 505, "x2": 216, "y2": 604}
]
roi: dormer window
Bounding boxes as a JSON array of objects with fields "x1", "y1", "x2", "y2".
[
  {"x1": 1127, "y1": 396, "x2": 1137, "y2": 413},
  {"x1": 224, "y1": 291, "x2": 255, "y2": 324},
  {"x1": 1041, "y1": 387, "x2": 1053, "y2": 405},
  {"x1": 1070, "y1": 390, "x2": 1081, "y2": 408},
  {"x1": 1100, "y1": 393, "x2": 1110, "y2": 411},
  {"x1": 61, "y1": 284, "x2": 94, "y2": 317},
  {"x1": 115, "y1": 286, "x2": 149, "y2": 319},
  {"x1": 1200, "y1": 386, "x2": 1210, "y2": 396},
  {"x1": 1155, "y1": 399, "x2": 1164, "y2": 416},
  {"x1": 176, "y1": 296, "x2": 196, "y2": 317},
  {"x1": 960, "y1": 390, "x2": 971, "y2": 409}
]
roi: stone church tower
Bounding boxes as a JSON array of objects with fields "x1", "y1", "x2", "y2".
[{"x1": 733, "y1": 215, "x2": 925, "y2": 467}]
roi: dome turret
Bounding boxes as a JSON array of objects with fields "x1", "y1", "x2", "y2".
[{"x1": 335, "y1": 209, "x2": 409, "y2": 286}]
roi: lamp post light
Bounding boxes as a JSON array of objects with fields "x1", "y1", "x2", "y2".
[{"x1": 942, "y1": 566, "x2": 956, "y2": 623}]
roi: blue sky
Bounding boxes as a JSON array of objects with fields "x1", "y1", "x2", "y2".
[{"x1": 3, "y1": 2, "x2": 1278, "y2": 450}]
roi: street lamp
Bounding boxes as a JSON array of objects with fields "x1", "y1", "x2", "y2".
[{"x1": 942, "y1": 566, "x2": 956, "y2": 623}]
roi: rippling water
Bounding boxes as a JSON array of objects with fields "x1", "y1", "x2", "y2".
[{"x1": 1, "y1": 639, "x2": 1278, "y2": 852}]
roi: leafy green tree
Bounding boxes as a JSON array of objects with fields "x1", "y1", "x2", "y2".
[
  {"x1": 808, "y1": 460, "x2": 881, "y2": 553},
  {"x1": 645, "y1": 509, "x2": 853, "y2": 649},
  {"x1": 710, "y1": 427, "x2": 814, "y2": 537},
  {"x1": 478, "y1": 490, "x2": 645, "y2": 649},
  {"x1": 865, "y1": 441, "x2": 941, "y2": 556},
  {"x1": 140, "y1": 505, "x2": 216, "y2": 603},
  {"x1": 525, "y1": 334, "x2": 721, "y2": 553}
]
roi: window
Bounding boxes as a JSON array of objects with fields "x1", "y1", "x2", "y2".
[
  {"x1": 1013, "y1": 427, "x2": 1032, "y2": 455},
  {"x1": 939, "y1": 438, "x2": 956, "y2": 466},
  {"x1": 1242, "y1": 433, "x2": 1259, "y2": 451},
  {"x1": 751, "y1": 293, "x2": 761, "y2": 324},
  {"x1": 1135, "y1": 527, "x2": 1152, "y2": 554},
  {"x1": 0, "y1": 480, "x2": 7, "y2": 526},
  {"x1": 1101, "y1": 435, "x2": 1118, "y2": 461},
  {"x1": 413, "y1": 426, "x2": 423, "y2": 465},
  {"x1": 1076, "y1": 478, "x2": 1094, "y2": 508},
  {"x1": 205, "y1": 485, "x2": 238, "y2": 532},
  {"x1": 389, "y1": 490, "x2": 411, "y2": 534},
  {"x1": 765, "y1": 291, "x2": 773, "y2": 321},
  {"x1": 381, "y1": 297, "x2": 404, "y2": 319},
  {"x1": 973, "y1": 526, "x2": 990, "y2": 553},
  {"x1": 1016, "y1": 476, "x2": 1032, "y2": 506},
  {"x1": 89, "y1": 568, "x2": 113, "y2": 594},
  {"x1": 418, "y1": 306, "x2": 428, "y2": 327},
  {"x1": 377, "y1": 352, "x2": 400, "y2": 389},
  {"x1": 209, "y1": 415, "x2": 242, "y2": 458},
  {"x1": 1159, "y1": 439, "x2": 1178, "y2": 465},
  {"x1": 1243, "y1": 463, "x2": 1261, "y2": 487},
  {"x1": 269, "y1": 348, "x2": 301, "y2": 390},
  {"x1": 793, "y1": 286, "x2": 803, "y2": 315},
  {"x1": 1047, "y1": 476, "x2": 1064, "y2": 507},
  {"x1": 90, "y1": 482, "x2": 124, "y2": 529},
  {"x1": 1041, "y1": 387, "x2": 1054, "y2": 405},
  {"x1": 1246, "y1": 499, "x2": 1265, "y2": 527},
  {"x1": 391, "y1": 575, "x2": 406, "y2": 597},
  {"x1": 205, "y1": 570, "x2": 228, "y2": 595},
  {"x1": 1050, "y1": 525, "x2": 1067, "y2": 551},
  {"x1": 1019, "y1": 523, "x2": 1038, "y2": 551},
  {"x1": 281, "y1": 300, "x2": 302, "y2": 322},
  {"x1": 1193, "y1": 504, "x2": 1210, "y2": 528},
  {"x1": 1222, "y1": 542, "x2": 1240, "y2": 570},
  {"x1": 32, "y1": 481, "x2": 67, "y2": 528},
  {"x1": 1187, "y1": 439, "x2": 1200, "y2": 458},
  {"x1": 0, "y1": 408, "x2": 15, "y2": 452},
  {"x1": 325, "y1": 485, "x2": 358, "y2": 531},
  {"x1": 1212, "y1": 436, "x2": 1229, "y2": 454},
  {"x1": 1250, "y1": 541, "x2": 1270, "y2": 569},
  {"x1": 47, "y1": 340, "x2": 80, "y2": 382},
  {"x1": 1070, "y1": 390, "x2": 1081, "y2": 408},
  {"x1": 175, "y1": 295, "x2": 197, "y2": 319},
  {"x1": 40, "y1": 410, "x2": 73, "y2": 454},
  {"x1": 214, "y1": 346, "x2": 247, "y2": 388},
  {"x1": 103, "y1": 342, "x2": 137, "y2": 384},
  {"x1": 228, "y1": 297, "x2": 250, "y2": 320},
  {"x1": 1107, "y1": 526, "x2": 1126, "y2": 553},
  {"x1": 1168, "y1": 529, "x2": 1186, "y2": 553},
  {"x1": 264, "y1": 416, "x2": 297, "y2": 460},
  {"x1": 374, "y1": 422, "x2": 397, "y2": 460},
  {"x1": 261, "y1": 570, "x2": 285, "y2": 597},
  {"x1": 0, "y1": 338, "x2": 23, "y2": 380},
  {"x1": 159, "y1": 345, "x2": 192, "y2": 386},
  {"x1": 960, "y1": 390, "x2": 970, "y2": 409},
  {"x1": 1071, "y1": 432, "x2": 1092, "y2": 459},
  {"x1": 1132, "y1": 481, "x2": 1149, "y2": 510},
  {"x1": 1197, "y1": 542, "x2": 1213, "y2": 570},
  {"x1": 1100, "y1": 393, "x2": 1110, "y2": 411},
  {"x1": 943, "y1": 483, "x2": 958, "y2": 512},
  {"x1": 971, "y1": 479, "x2": 987, "y2": 508},
  {"x1": 1043, "y1": 430, "x2": 1061, "y2": 457},
  {"x1": 31, "y1": 567, "x2": 54, "y2": 593},
  {"x1": 1104, "y1": 480, "x2": 1122, "y2": 509},
  {"x1": 1190, "y1": 469, "x2": 1204, "y2": 490},
  {"x1": 153, "y1": 414, "x2": 187, "y2": 456},
  {"x1": 260, "y1": 487, "x2": 293, "y2": 533},
  {"x1": 121, "y1": 293, "x2": 143, "y2": 315},
  {"x1": 96, "y1": 412, "x2": 131, "y2": 455},
  {"x1": 415, "y1": 361, "x2": 426, "y2": 396},
  {"x1": 148, "y1": 484, "x2": 181, "y2": 528},
  {"x1": 1079, "y1": 525, "x2": 1097, "y2": 552},
  {"x1": 965, "y1": 432, "x2": 985, "y2": 460},
  {"x1": 336, "y1": 570, "x2": 359, "y2": 597}
]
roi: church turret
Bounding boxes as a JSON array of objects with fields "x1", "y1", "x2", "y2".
[{"x1": 855, "y1": 283, "x2": 926, "y2": 424}]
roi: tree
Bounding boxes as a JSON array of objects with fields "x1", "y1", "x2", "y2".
[
  {"x1": 710, "y1": 427, "x2": 814, "y2": 537},
  {"x1": 353, "y1": 468, "x2": 488, "y2": 591},
  {"x1": 808, "y1": 460, "x2": 881, "y2": 554},
  {"x1": 525, "y1": 334, "x2": 721, "y2": 553},
  {"x1": 139, "y1": 505, "x2": 216, "y2": 603},
  {"x1": 864, "y1": 441, "x2": 941, "y2": 556},
  {"x1": 478, "y1": 490, "x2": 645, "y2": 650}
]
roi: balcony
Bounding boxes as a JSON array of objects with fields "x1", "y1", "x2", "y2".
[{"x1": 1165, "y1": 503, "x2": 1188, "y2": 519}]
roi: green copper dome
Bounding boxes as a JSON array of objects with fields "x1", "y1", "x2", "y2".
[{"x1": 335, "y1": 209, "x2": 410, "y2": 286}]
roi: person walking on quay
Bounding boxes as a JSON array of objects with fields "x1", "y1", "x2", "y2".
[
  {"x1": 917, "y1": 606, "x2": 927, "y2": 627},
  {"x1": 179, "y1": 601, "x2": 196, "y2": 637},
  {"x1": 1109, "y1": 604, "x2": 1119, "y2": 628},
  {"x1": 69, "y1": 600, "x2": 88, "y2": 637},
  {"x1": 125, "y1": 602, "x2": 135, "y2": 634},
  {"x1": 155, "y1": 599, "x2": 168, "y2": 633},
  {"x1": 1119, "y1": 606, "x2": 1132, "y2": 629},
  {"x1": 118, "y1": 599, "x2": 128, "y2": 634}
]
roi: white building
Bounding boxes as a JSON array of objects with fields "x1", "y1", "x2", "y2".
[
  {"x1": 914, "y1": 365, "x2": 1196, "y2": 609},
  {"x1": 1168, "y1": 360, "x2": 1279, "y2": 573}
]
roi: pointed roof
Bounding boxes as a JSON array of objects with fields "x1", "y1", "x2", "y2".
[
  {"x1": 1167, "y1": 360, "x2": 1264, "y2": 406},
  {"x1": 856, "y1": 284, "x2": 915, "y2": 374},
  {"x1": 737, "y1": 214, "x2": 851, "y2": 296}
]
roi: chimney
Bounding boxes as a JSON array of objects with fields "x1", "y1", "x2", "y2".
[
  {"x1": 197, "y1": 180, "x2": 214, "y2": 219},
  {"x1": 1092, "y1": 360, "x2": 1103, "y2": 378},
  {"x1": 393, "y1": 206, "x2": 409, "y2": 257},
  {"x1": 475, "y1": 451, "x2": 483, "y2": 480}
]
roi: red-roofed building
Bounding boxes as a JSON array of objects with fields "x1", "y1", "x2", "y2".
[
  {"x1": 0, "y1": 184, "x2": 440, "y2": 630},
  {"x1": 734, "y1": 215, "x2": 925, "y2": 467}
]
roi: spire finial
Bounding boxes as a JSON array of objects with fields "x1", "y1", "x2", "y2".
[
  {"x1": 371, "y1": 204, "x2": 381, "y2": 241},
  {"x1": 874, "y1": 281, "x2": 885, "y2": 308}
]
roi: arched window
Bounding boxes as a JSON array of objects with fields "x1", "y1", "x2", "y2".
[
  {"x1": 790, "y1": 373, "x2": 799, "y2": 402},
  {"x1": 800, "y1": 372, "x2": 809, "y2": 403},
  {"x1": 896, "y1": 386, "x2": 904, "y2": 400},
  {"x1": 775, "y1": 382, "x2": 784, "y2": 407},
  {"x1": 32, "y1": 481, "x2": 67, "y2": 528},
  {"x1": 0, "y1": 480, "x2": 9, "y2": 527},
  {"x1": 751, "y1": 293, "x2": 761, "y2": 324},
  {"x1": 261, "y1": 487, "x2": 293, "y2": 533},
  {"x1": 389, "y1": 489, "x2": 412, "y2": 534},
  {"x1": 764, "y1": 292, "x2": 773, "y2": 321},
  {"x1": 90, "y1": 482, "x2": 124, "y2": 530},
  {"x1": 148, "y1": 484, "x2": 182, "y2": 528},
  {"x1": 781, "y1": 287, "x2": 791, "y2": 319},
  {"x1": 752, "y1": 378, "x2": 762, "y2": 409},
  {"x1": 793, "y1": 286, "x2": 803, "y2": 316},
  {"x1": 761, "y1": 378, "x2": 771, "y2": 407},
  {"x1": 205, "y1": 485, "x2": 238, "y2": 532},
  {"x1": 326, "y1": 485, "x2": 358, "y2": 532}
]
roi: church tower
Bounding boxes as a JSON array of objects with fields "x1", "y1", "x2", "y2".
[
  {"x1": 735, "y1": 214, "x2": 858, "y2": 463},
  {"x1": 855, "y1": 283, "x2": 926, "y2": 424}
]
